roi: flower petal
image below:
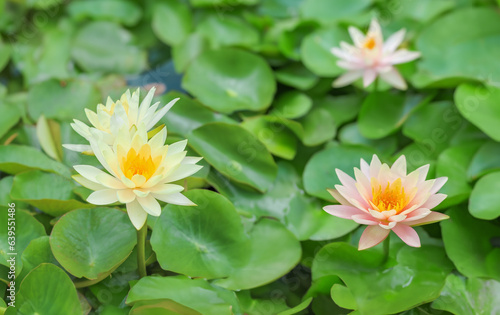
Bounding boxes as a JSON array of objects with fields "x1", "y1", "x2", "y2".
[
  {"x1": 333, "y1": 71, "x2": 363, "y2": 87},
  {"x1": 87, "y1": 189, "x2": 118, "y2": 205},
  {"x1": 403, "y1": 208, "x2": 431, "y2": 221},
  {"x1": 421, "y1": 193, "x2": 447, "y2": 209},
  {"x1": 137, "y1": 194, "x2": 162, "y2": 216},
  {"x1": 391, "y1": 224, "x2": 421, "y2": 247},
  {"x1": 153, "y1": 192, "x2": 196, "y2": 206},
  {"x1": 348, "y1": 26, "x2": 366, "y2": 47},
  {"x1": 391, "y1": 155, "x2": 407, "y2": 176},
  {"x1": 405, "y1": 211, "x2": 449, "y2": 226},
  {"x1": 383, "y1": 29, "x2": 406, "y2": 53},
  {"x1": 327, "y1": 188, "x2": 351, "y2": 205},
  {"x1": 363, "y1": 69, "x2": 377, "y2": 87},
  {"x1": 358, "y1": 225, "x2": 390, "y2": 250},
  {"x1": 430, "y1": 177, "x2": 448, "y2": 194},
  {"x1": 117, "y1": 189, "x2": 135, "y2": 203},
  {"x1": 72, "y1": 174, "x2": 106, "y2": 191},
  {"x1": 323, "y1": 205, "x2": 366, "y2": 219},
  {"x1": 126, "y1": 199, "x2": 148, "y2": 230},
  {"x1": 352, "y1": 214, "x2": 379, "y2": 225},
  {"x1": 379, "y1": 67, "x2": 407, "y2": 90},
  {"x1": 385, "y1": 49, "x2": 421, "y2": 65}
]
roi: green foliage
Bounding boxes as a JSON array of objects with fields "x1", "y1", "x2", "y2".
[{"x1": 1, "y1": 0, "x2": 500, "y2": 313}]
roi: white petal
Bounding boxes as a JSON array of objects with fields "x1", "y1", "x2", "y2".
[
  {"x1": 126, "y1": 199, "x2": 148, "y2": 230},
  {"x1": 117, "y1": 189, "x2": 136, "y2": 203},
  {"x1": 87, "y1": 189, "x2": 118, "y2": 205},
  {"x1": 72, "y1": 174, "x2": 106, "y2": 191},
  {"x1": 138, "y1": 87, "x2": 156, "y2": 122},
  {"x1": 391, "y1": 155, "x2": 407, "y2": 176},
  {"x1": 167, "y1": 139, "x2": 188, "y2": 156},
  {"x1": 348, "y1": 26, "x2": 366, "y2": 47},
  {"x1": 148, "y1": 184, "x2": 184, "y2": 195},
  {"x1": 74, "y1": 165, "x2": 107, "y2": 183},
  {"x1": 379, "y1": 68, "x2": 407, "y2": 90},
  {"x1": 383, "y1": 29, "x2": 406, "y2": 54},
  {"x1": 162, "y1": 165, "x2": 203, "y2": 183},
  {"x1": 363, "y1": 69, "x2": 377, "y2": 87},
  {"x1": 385, "y1": 50, "x2": 421, "y2": 65},
  {"x1": 137, "y1": 194, "x2": 162, "y2": 216},
  {"x1": 63, "y1": 144, "x2": 92, "y2": 153},
  {"x1": 96, "y1": 173, "x2": 126, "y2": 189},
  {"x1": 153, "y1": 192, "x2": 196, "y2": 206},
  {"x1": 145, "y1": 98, "x2": 179, "y2": 130},
  {"x1": 333, "y1": 71, "x2": 363, "y2": 88}
]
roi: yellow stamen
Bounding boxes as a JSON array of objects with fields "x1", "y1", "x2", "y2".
[
  {"x1": 371, "y1": 178, "x2": 410, "y2": 213},
  {"x1": 121, "y1": 145, "x2": 157, "y2": 180},
  {"x1": 363, "y1": 36, "x2": 376, "y2": 50}
]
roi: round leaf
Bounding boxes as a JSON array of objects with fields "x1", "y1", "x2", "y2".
[
  {"x1": 300, "y1": 0, "x2": 372, "y2": 25},
  {"x1": 151, "y1": 190, "x2": 250, "y2": 279},
  {"x1": 467, "y1": 141, "x2": 500, "y2": 180},
  {"x1": 182, "y1": 48, "x2": 276, "y2": 114},
  {"x1": 172, "y1": 33, "x2": 210, "y2": 73},
  {"x1": 271, "y1": 91, "x2": 312, "y2": 119},
  {"x1": 67, "y1": 0, "x2": 142, "y2": 26},
  {"x1": 188, "y1": 123, "x2": 278, "y2": 192},
  {"x1": 198, "y1": 15, "x2": 259, "y2": 49},
  {"x1": 152, "y1": 0, "x2": 192, "y2": 46},
  {"x1": 303, "y1": 145, "x2": 375, "y2": 201},
  {"x1": 298, "y1": 107, "x2": 336, "y2": 146},
  {"x1": 275, "y1": 63, "x2": 319, "y2": 90},
  {"x1": 16, "y1": 264, "x2": 82, "y2": 315},
  {"x1": 50, "y1": 207, "x2": 137, "y2": 279},
  {"x1": 469, "y1": 171, "x2": 500, "y2": 220},
  {"x1": 0, "y1": 145, "x2": 70, "y2": 177},
  {"x1": 215, "y1": 219, "x2": 302, "y2": 290}
]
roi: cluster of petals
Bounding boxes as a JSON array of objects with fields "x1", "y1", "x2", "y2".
[
  {"x1": 323, "y1": 155, "x2": 449, "y2": 250},
  {"x1": 67, "y1": 88, "x2": 201, "y2": 230},
  {"x1": 331, "y1": 18, "x2": 421, "y2": 90},
  {"x1": 65, "y1": 87, "x2": 178, "y2": 153}
]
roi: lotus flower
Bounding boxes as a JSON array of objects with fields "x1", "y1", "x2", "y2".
[
  {"x1": 331, "y1": 18, "x2": 421, "y2": 90},
  {"x1": 73, "y1": 125, "x2": 202, "y2": 230},
  {"x1": 323, "y1": 155, "x2": 448, "y2": 250},
  {"x1": 65, "y1": 87, "x2": 178, "y2": 153}
]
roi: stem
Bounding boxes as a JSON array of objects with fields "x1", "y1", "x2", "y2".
[
  {"x1": 137, "y1": 224, "x2": 148, "y2": 278},
  {"x1": 382, "y1": 236, "x2": 390, "y2": 264}
]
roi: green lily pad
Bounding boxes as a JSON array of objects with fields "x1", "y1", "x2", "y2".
[
  {"x1": 469, "y1": 171, "x2": 500, "y2": 220},
  {"x1": 27, "y1": 78, "x2": 101, "y2": 122},
  {"x1": 275, "y1": 63, "x2": 319, "y2": 90},
  {"x1": 198, "y1": 14, "x2": 259, "y2": 49},
  {"x1": 455, "y1": 83, "x2": 500, "y2": 141},
  {"x1": 241, "y1": 116, "x2": 298, "y2": 160},
  {"x1": 127, "y1": 275, "x2": 237, "y2": 315},
  {"x1": 172, "y1": 33, "x2": 210, "y2": 73},
  {"x1": 303, "y1": 145, "x2": 375, "y2": 201},
  {"x1": 188, "y1": 122, "x2": 277, "y2": 192},
  {"x1": 18, "y1": 236, "x2": 60, "y2": 282},
  {"x1": 182, "y1": 48, "x2": 276, "y2": 113},
  {"x1": 441, "y1": 207, "x2": 500, "y2": 281},
  {"x1": 300, "y1": 26, "x2": 350, "y2": 77},
  {"x1": 271, "y1": 91, "x2": 312, "y2": 119},
  {"x1": 0, "y1": 209, "x2": 46, "y2": 270},
  {"x1": 151, "y1": 190, "x2": 250, "y2": 279},
  {"x1": 432, "y1": 274, "x2": 500, "y2": 315},
  {"x1": 359, "y1": 92, "x2": 429, "y2": 139},
  {"x1": 189, "y1": 0, "x2": 257, "y2": 6},
  {"x1": 152, "y1": 0, "x2": 192, "y2": 46},
  {"x1": 0, "y1": 36, "x2": 11, "y2": 72},
  {"x1": 159, "y1": 92, "x2": 235, "y2": 137},
  {"x1": 215, "y1": 219, "x2": 301, "y2": 290},
  {"x1": 68, "y1": 0, "x2": 142, "y2": 26},
  {"x1": 72, "y1": 21, "x2": 146, "y2": 74},
  {"x1": 130, "y1": 299, "x2": 201, "y2": 315},
  {"x1": 15, "y1": 264, "x2": 82, "y2": 315},
  {"x1": 36, "y1": 115, "x2": 63, "y2": 162},
  {"x1": 10, "y1": 170, "x2": 93, "y2": 217},
  {"x1": 436, "y1": 143, "x2": 482, "y2": 209},
  {"x1": 467, "y1": 141, "x2": 500, "y2": 180},
  {"x1": 0, "y1": 103, "x2": 21, "y2": 139},
  {"x1": 312, "y1": 242, "x2": 453, "y2": 315},
  {"x1": 50, "y1": 207, "x2": 137, "y2": 279},
  {"x1": 300, "y1": 0, "x2": 372, "y2": 25},
  {"x1": 299, "y1": 107, "x2": 337, "y2": 146},
  {"x1": 414, "y1": 8, "x2": 500, "y2": 87},
  {"x1": 338, "y1": 123, "x2": 397, "y2": 157},
  {"x1": 315, "y1": 94, "x2": 363, "y2": 126}
]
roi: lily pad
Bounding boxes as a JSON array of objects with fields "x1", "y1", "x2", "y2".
[
  {"x1": 467, "y1": 141, "x2": 500, "y2": 180},
  {"x1": 271, "y1": 91, "x2": 312, "y2": 119},
  {"x1": 68, "y1": 0, "x2": 142, "y2": 26},
  {"x1": 182, "y1": 48, "x2": 276, "y2": 113},
  {"x1": 152, "y1": 0, "x2": 192, "y2": 46},
  {"x1": 469, "y1": 171, "x2": 500, "y2": 220},
  {"x1": 188, "y1": 122, "x2": 278, "y2": 192},
  {"x1": 300, "y1": 0, "x2": 372, "y2": 25},
  {"x1": 198, "y1": 14, "x2": 259, "y2": 49},
  {"x1": 50, "y1": 207, "x2": 137, "y2": 279},
  {"x1": 150, "y1": 190, "x2": 250, "y2": 279}
]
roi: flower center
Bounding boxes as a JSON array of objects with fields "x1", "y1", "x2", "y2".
[
  {"x1": 121, "y1": 145, "x2": 157, "y2": 180},
  {"x1": 363, "y1": 36, "x2": 376, "y2": 50},
  {"x1": 370, "y1": 178, "x2": 410, "y2": 213}
]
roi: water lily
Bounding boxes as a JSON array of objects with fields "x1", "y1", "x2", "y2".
[
  {"x1": 64, "y1": 87, "x2": 178, "y2": 153},
  {"x1": 73, "y1": 125, "x2": 202, "y2": 230},
  {"x1": 331, "y1": 18, "x2": 421, "y2": 90},
  {"x1": 323, "y1": 155, "x2": 448, "y2": 250}
]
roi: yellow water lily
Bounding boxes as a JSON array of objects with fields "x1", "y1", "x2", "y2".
[{"x1": 73, "y1": 125, "x2": 202, "y2": 229}]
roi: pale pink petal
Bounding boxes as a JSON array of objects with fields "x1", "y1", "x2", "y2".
[
  {"x1": 376, "y1": 164, "x2": 393, "y2": 186},
  {"x1": 388, "y1": 214, "x2": 407, "y2": 222},
  {"x1": 379, "y1": 68, "x2": 407, "y2": 90},
  {"x1": 354, "y1": 168, "x2": 372, "y2": 200},
  {"x1": 327, "y1": 188, "x2": 351, "y2": 205},
  {"x1": 391, "y1": 155, "x2": 407, "y2": 177},
  {"x1": 333, "y1": 71, "x2": 363, "y2": 87},
  {"x1": 323, "y1": 205, "x2": 366, "y2": 219},
  {"x1": 358, "y1": 225, "x2": 390, "y2": 250},
  {"x1": 336, "y1": 185, "x2": 369, "y2": 209},
  {"x1": 337, "y1": 60, "x2": 365, "y2": 70},
  {"x1": 331, "y1": 46, "x2": 359, "y2": 63},
  {"x1": 391, "y1": 224, "x2": 421, "y2": 247},
  {"x1": 385, "y1": 50, "x2": 421, "y2": 65},
  {"x1": 421, "y1": 193, "x2": 447, "y2": 209},
  {"x1": 352, "y1": 214, "x2": 379, "y2": 225},
  {"x1": 383, "y1": 29, "x2": 406, "y2": 53},
  {"x1": 415, "y1": 164, "x2": 430, "y2": 183},
  {"x1": 430, "y1": 177, "x2": 448, "y2": 194},
  {"x1": 363, "y1": 69, "x2": 377, "y2": 87},
  {"x1": 360, "y1": 158, "x2": 370, "y2": 177},
  {"x1": 369, "y1": 209, "x2": 386, "y2": 220},
  {"x1": 403, "y1": 208, "x2": 431, "y2": 221},
  {"x1": 369, "y1": 155, "x2": 382, "y2": 179},
  {"x1": 405, "y1": 211, "x2": 449, "y2": 226},
  {"x1": 335, "y1": 169, "x2": 357, "y2": 189},
  {"x1": 348, "y1": 26, "x2": 366, "y2": 47},
  {"x1": 368, "y1": 18, "x2": 383, "y2": 44},
  {"x1": 379, "y1": 221, "x2": 397, "y2": 229}
]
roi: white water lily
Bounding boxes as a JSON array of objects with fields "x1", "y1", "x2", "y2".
[
  {"x1": 73, "y1": 125, "x2": 202, "y2": 230},
  {"x1": 331, "y1": 18, "x2": 421, "y2": 90},
  {"x1": 64, "y1": 87, "x2": 178, "y2": 153}
]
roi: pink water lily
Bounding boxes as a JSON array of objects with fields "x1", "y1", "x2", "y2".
[
  {"x1": 331, "y1": 18, "x2": 421, "y2": 90},
  {"x1": 323, "y1": 155, "x2": 449, "y2": 250}
]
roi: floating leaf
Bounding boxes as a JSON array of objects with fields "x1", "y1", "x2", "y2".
[
  {"x1": 152, "y1": 0, "x2": 192, "y2": 46},
  {"x1": 36, "y1": 115, "x2": 63, "y2": 162},
  {"x1": 188, "y1": 123, "x2": 277, "y2": 192},
  {"x1": 198, "y1": 14, "x2": 259, "y2": 49},
  {"x1": 151, "y1": 190, "x2": 250, "y2": 279},
  {"x1": 469, "y1": 171, "x2": 500, "y2": 220},
  {"x1": 467, "y1": 141, "x2": 500, "y2": 180},
  {"x1": 68, "y1": 0, "x2": 142, "y2": 26},
  {"x1": 0, "y1": 103, "x2": 21, "y2": 139},
  {"x1": 275, "y1": 63, "x2": 319, "y2": 90},
  {"x1": 183, "y1": 48, "x2": 276, "y2": 113},
  {"x1": 172, "y1": 33, "x2": 210, "y2": 73},
  {"x1": 271, "y1": 91, "x2": 312, "y2": 119},
  {"x1": 50, "y1": 207, "x2": 136, "y2": 279}
]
